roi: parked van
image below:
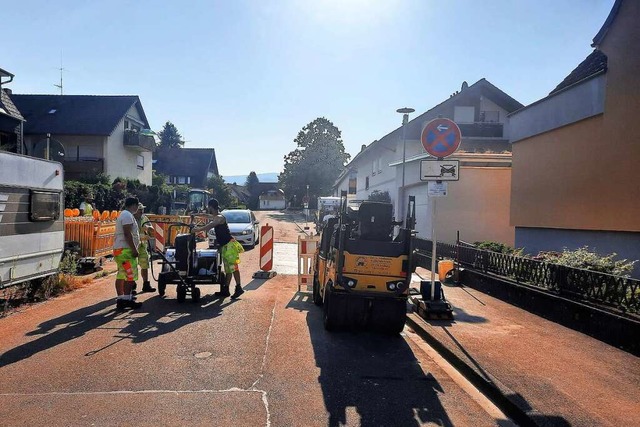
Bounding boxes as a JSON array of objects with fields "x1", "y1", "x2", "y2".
[{"x1": 0, "y1": 152, "x2": 64, "y2": 287}]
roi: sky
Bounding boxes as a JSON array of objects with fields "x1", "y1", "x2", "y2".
[{"x1": 3, "y1": 0, "x2": 615, "y2": 177}]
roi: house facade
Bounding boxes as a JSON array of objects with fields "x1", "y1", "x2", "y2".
[
  {"x1": 11, "y1": 95, "x2": 154, "y2": 185},
  {"x1": 154, "y1": 147, "x2": 219, "y2": 188},
  {"x1": 335, "y1": 79, "x2": 522, "y2": 244},
  {"x1": 508, "y1": 0, "x2": 640, "y2": 276}
]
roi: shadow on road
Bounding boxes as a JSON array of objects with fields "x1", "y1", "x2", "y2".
[
  {"x1": 0, "y1": 293, "x2": 238, "y2": 366},
  {"x1": 301, "y1": 294, "x2": 455, "y2": 427},
  {"x1": 1, "y1": 298, "x2": 117, "y2": 368}
]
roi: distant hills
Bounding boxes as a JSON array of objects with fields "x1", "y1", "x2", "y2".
[{"x1": 222, "y1": 173, "x2": 279, "y2": 185}]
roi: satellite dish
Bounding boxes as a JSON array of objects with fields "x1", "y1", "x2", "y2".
[{"x1": 33, "y1": 138, "x2": 65, "y2": 162}]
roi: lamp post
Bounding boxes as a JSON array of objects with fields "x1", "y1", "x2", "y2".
[{"x1": 396, "y1": 107, "x2": 415, "y2": 221}]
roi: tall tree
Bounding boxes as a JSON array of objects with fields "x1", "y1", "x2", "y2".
[
  {"x1": 207, "y1": 174, "x2": 234, "y2": 209},
  {"x1": 245, "y1": 171, "x2": 260, "y2": 210},
  {"x1": 157, "y1": 121, "x2": 185, "y2": 148},
  {"x1": 279, "y1": 117, "x2": 350, "y2": 207}
]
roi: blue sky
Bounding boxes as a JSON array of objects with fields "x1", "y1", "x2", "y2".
[{"x1": 3, "y1": 0, "x2": 615, "y2": 177}]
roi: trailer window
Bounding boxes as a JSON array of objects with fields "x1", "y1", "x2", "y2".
[{"x1": 30, "y1": 191, "x2": 61, "y2": 222}]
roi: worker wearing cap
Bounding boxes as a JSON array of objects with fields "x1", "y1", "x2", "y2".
[{"x1": 134, "y1": 202, "x2": 156, "y2": 293}]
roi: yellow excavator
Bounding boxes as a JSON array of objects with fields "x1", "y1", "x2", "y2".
[{"x1": 313, "y1": 194, "x2": 416, "y2": 334}]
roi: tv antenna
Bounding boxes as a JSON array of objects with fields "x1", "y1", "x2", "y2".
[{"x1": 53, "y1": 52, "x2": 66, "y2": 95}]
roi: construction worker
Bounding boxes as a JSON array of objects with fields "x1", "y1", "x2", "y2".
[
  {"x1": 113, "y1": 197, "x2": 142, "y2": 310},
  {"x1": 79, "y1": 195, "x2": 95, "y2": 217},
  {"x1": 134, "y1": 203, "x2": 156, "y2": 293},
  {"x1": 192, "y1": 198, "x2": 245, "y2": 299}
]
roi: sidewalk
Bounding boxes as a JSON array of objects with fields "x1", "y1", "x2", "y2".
[{"x1": 408, "y1": 267, "x2": 640, "y2": 426}]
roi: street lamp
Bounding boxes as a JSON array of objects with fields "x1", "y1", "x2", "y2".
[{"x1": 396, "y1": 107, "x2": 415, "y2": 220}]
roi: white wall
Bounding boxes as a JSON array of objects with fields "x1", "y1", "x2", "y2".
[{"x1": 104, "y1": 104, "x2": 152, "y2": 185}]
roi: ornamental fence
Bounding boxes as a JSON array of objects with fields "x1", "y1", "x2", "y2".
[{"x1": 412, "y1": 238, "x2": 640, "y2": 315}]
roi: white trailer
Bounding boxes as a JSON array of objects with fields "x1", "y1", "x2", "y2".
[{"x1": 0, "y1": 152, "x2": 64, "y2": 288}]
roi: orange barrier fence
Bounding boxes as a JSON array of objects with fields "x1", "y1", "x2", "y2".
[{"x1": 64, "y1": 217, "x2": 117, "y2": 258}]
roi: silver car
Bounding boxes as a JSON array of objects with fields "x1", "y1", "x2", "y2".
[{"x1": 208, "y1": 209, "x2": 260, "y2": 249}]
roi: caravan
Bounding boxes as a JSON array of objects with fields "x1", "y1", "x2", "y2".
[{"x1": 0, "y1": 152, "x2": 64, "y2": 287}]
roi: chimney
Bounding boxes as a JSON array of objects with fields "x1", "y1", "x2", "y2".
[{"x1": 361, "y1": 144, "x2": 367, "y2": 152}]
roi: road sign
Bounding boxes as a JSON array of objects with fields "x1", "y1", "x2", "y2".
[
  {"x1": 428, "y1": 181, "x2": 448, "y2": 197},
  {"x1": 420, "y1": 160, "x2": 460, "y2": 181},
  {"x1": 421, "y1": 118, "x2": 461, "y2": 158}
]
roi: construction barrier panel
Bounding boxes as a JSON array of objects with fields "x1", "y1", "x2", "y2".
[
  {"x1": 259, "y1": 224, "x2": 274, "y2": 272},
  {"x1": 146, "y1": 214, "x2": 192, "y2": 247},
  {"x1": 298, "y1": 234, "x2": 320, "y2": 292}
]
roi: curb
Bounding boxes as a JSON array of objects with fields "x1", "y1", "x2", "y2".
[{"x1": 406, "y1": 313, "x2": 547, "y2": 427}]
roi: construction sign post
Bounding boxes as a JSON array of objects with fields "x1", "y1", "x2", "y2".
[{"x1": 253, "y1": 224, "x2": 276, "y2": 279}]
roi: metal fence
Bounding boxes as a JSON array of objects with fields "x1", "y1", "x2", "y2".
[{"x1": 413, "y1": 238, "x2": 640, "y2": 314}]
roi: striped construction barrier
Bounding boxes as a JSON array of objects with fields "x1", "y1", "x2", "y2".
[
  {"x1": 153, "y1": 222, "x2": 165, "y2": 253},
  {"x1": 298, "y1": 234, "x2": 320, "y2": 292},
  {"x1": 260, "y1": 224, "x2": 274, "y2": 271},
  {"x1": 253, "y1": 224, "x2": 276, "y2": 279}
]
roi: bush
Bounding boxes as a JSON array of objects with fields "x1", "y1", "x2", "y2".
[
  {"x1": 474, "y1": 241, "x2": 521, "y2": 255},
  {"x1": 535, "y1": 246, "x2": 637, "y2": 277}
]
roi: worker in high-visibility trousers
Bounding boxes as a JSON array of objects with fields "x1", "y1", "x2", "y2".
[
  {"x1": 192, "y1": 198, "x2": 245, "y2": 299},
  {"x1": 134, "y1": 203, "x2": 156, "y2": 293}
]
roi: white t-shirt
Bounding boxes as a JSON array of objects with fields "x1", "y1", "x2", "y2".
[{"x1": 114, "y1": 210, "x2": 140, "y2": 250}]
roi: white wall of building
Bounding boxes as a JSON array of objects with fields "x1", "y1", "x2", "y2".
[{"x1": 104, "y1": 105, "x2": 152, "y2": 185}]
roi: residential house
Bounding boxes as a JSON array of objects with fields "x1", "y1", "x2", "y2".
[
  {"x1": 227, "y1": 183, "x2": 251, "y2": 206},
  {"x1": 508, "y1": 0, "x2": 640, "y2": 276},
  {"x1": 154, "y1": 147, "x2": 219, "y2": 188},
  {"x1": 334, "y1": 78, "x2": 523, "y2": 245},
  {"x1": 0, "y1": 69, "x2": 24, "y2": 153},
  {"x1": 259, "y1": 189, "x2": 286, "y2": 210},
  {"x1": 11, "y1": 94, "x2": 154, "y2": 185}
]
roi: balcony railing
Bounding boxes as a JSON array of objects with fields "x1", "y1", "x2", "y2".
[
  {"x1": 123, "y1": 130, "x2": 155, "y2": 152},
  {"x1": 457, "y1": 122, "x2": 504, "y2": 138}
]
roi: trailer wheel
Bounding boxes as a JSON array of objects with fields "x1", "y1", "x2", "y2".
[
  {"x1": 192, "y1": 287, "x2": 201, "y2": 303},
  {"x1": 157, "y1": 274, "x2": 167, "y2": 296},
  {"x1": 323, "y1": 283, "x2": 335, "y2": 331},
  {"x1": 177, "y1": 287, "x2": 186, "y2": 303},
  {"x1": 312, "y1": 273, "x2": 323, "y2": 306}
]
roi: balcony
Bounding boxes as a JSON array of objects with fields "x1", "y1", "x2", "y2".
[
  {"x1": 457, "y1": 122, "x2": 504, "y2": 138},
  {"x1": 64, "y1": 158, "x2": 104, "y2": 180},
  {"x1": 123, "y1": 129, "x2": 155, "y2": 152}
]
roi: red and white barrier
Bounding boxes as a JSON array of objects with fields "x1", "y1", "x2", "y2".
[
  {"x1": 298, "y1": 234, "x2": 320, "y2": 292},
  {"x1": 153, "y1": 222, "x2": 165, "y2": 253},
  {"x1": 259, "y1": 224, "x2": 274, "y2": 271}
]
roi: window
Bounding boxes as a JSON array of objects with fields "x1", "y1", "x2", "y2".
[
  {"x1": 137, "y1": 154, "x2": 144, "y2": 170},
  {"x1": 365, "y1": 176, "x2": 369, "y2": 190},
  {"x1": 178, "y1": 176, "x2": 187, "y2": 184},
  {"x1": 348, "y1": 173, "x2": 357, "y2": 194},
  {"x1": 454, "y1": 106, "x2": 475, "y2": 123},
  {"x1": 124, "y1": 120, "x2": 129, "y2": 129},
  {"x1": 30, "y1": 191, "x2": 60, "y2": 221},
  {"x1": 480, "y1": 110, "x2": 500, "y2": 123},
  {"x1": 165, "y1": 176, "x2": 171, "y2": 184},
  {"x1": 132, "y1": 124, "x2": 141, "y2": 132}
]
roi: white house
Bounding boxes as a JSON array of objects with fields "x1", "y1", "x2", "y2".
[
  {"x1": 11, "y1": 95, "x2": 154, "y2": 185},
  {"x1": 334, "y1": 79, "x2": 522, "y2": 245}
]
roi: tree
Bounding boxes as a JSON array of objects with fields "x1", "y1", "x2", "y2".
[
  {"x1": 245, "y1": 171, "x2": 260, "y2": 210},
  {"x1": 157, "y1": 121, "x2": 185, "y2": 148},
  {"x1": 279, "y1": 118, "x2": 350, "y2": 208},
  {"x1": 207, "y1": 174, "x2": 234, "y2": 209}
]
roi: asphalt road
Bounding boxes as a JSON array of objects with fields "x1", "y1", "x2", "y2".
[{"x1": 0, "y1": 210, "x2": 507, "y2": 426}]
